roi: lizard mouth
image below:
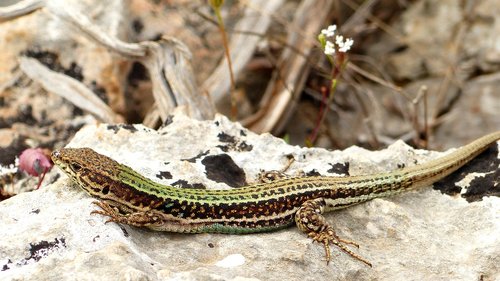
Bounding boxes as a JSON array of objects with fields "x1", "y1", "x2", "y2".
[{"x1": 51, "y1": 150, "x2": 64, "y2": 170}]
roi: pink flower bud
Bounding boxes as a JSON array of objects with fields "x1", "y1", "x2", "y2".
[{"x1": 19, "y1": 148, "x2": 53, "y2": 189}]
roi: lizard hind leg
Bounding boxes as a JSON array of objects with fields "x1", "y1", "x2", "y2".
[{"x1": 294, "y1": 198, "x2": 372, "y2": 267}]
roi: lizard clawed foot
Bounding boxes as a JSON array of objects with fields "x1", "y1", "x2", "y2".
[
  {"x1": 310, "y1": 227, "x2": 372, "y2": 267},
  {"x1": 91, "y1": 200, "x2": 165, "y2": 228},
  {"x1": 91, "y1": 201, "x2": 124, "y2": 224},
  {"x1": 295, "y1": 198, "x2": 372, "y2": 267}
]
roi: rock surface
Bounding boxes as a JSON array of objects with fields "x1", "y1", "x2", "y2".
[{"x1": 0, "y1": 114, "x2": 498, "y2": 281}]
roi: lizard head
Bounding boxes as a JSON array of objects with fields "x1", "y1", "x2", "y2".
[
  {"x1": 51, "y1": 148, "x2": 122, "y2": 197},
  {"x1": 52, "y1": 147, "x2": 167, "y2": 213}
]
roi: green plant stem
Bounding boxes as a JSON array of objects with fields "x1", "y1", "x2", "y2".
[
  {"x1": 307, "y1": 53, "x2": 346, "y2": 146},
  {"x1": 213, "y1": 8, "x2": 237, "y2": 120}
]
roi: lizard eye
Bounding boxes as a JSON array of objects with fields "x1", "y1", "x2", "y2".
[
  {"x1": 70, "y1": 163, "x2": 82, "y2": 172},
  {"x1": 52, "y1": 150, "x2": 60, "y2": 158}
]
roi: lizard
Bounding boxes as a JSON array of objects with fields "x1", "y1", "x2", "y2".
[{"x1": 51, "y1": 131, "x2": 500, "y2": 267}]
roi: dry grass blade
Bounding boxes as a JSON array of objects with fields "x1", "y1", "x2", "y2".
[
  {"x1": 202, "y1": 0, "x2": 284, "y2": 106},
  {"x1": 19, "y1": 57, "x2": 123, "y2": 123}
]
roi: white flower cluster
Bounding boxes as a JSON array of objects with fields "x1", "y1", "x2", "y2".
[
  {"x1": 320, "y1": 25, "x2": 354, "y2": 55},
  {"x1": 321, "y1": 25, "x2": 336, "y2": 37}
]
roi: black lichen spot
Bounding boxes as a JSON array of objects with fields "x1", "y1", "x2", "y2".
[
  {"x1": 182, "y1": 150, "x2": 210, "y2": 163},
  {"x1": 214, "y1": 121, "x2": 220, "y2": 126},
  {"x1": 30, "y1": 209, "x2": 40, "y2": 214},
  {"x1": 172, "y1": 180, "x2": 206, "y2": 189},
  {"x1": 208, "y1": 243, "x2": 215, "y2": 248},
  {"x1": 18, "y1": 237, "x2": 66, "y2": 265},
  {"x1": 218, "y1": 132, "x2": 235, "y2": 143},
  {"x1": 216, "y1": 133, "x2": 252, "y2": 152},
  {"x1": 240, "y1": 130, "x2": 247, "y2": 136},
  {"x1": 327, "y1": 162, "x2": 350, "y2": 175},
  {"x1": 156, "y1": 171, "x2": 172, "y2": 180},
  {"x1": 216, "y1": 145, "x2": 230, "y2": 152},
  {"x1": 201, "y1": 154, "x2": 246, "y2": 187},
  {"x1": 106, "y1": 124, "x2": 138, "y2": 133},
  {"x1": 433, "y1": 145, "x2": 499, "y2": 202},
  {"x1": 1, "y1": 259, "x2": 12, "y2": 271},
  {"x1": 106, "y1": 124, "x2": 121, "y2": 133},
  {"x1": 51, "y1": 173, "x2": 61, "y2": 184},
  {"x1": 163, "y1": 115, "x2": 174, "y2": 127},
  {"x1": 305, "y1": 169, "x2": 321, "y2": 177},
  {"x1": 120, "y1": 124, "x2": 138, "y2": 132},
  {"x1": 461, "y1": 170, "x2": 499, "y2": 202},
  {"x1": 397, "y1": 163, "x2": 406, "y2": 169},
  {"x1": 238, "y1": 141, "x2": 253, "y2": 152}
]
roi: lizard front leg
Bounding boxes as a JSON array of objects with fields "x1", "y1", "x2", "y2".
[
  {"x1": 91, "y1": 200, "x2": 164, "y2": 228},
  {"x1": 294, "y1": 198, "x2": 372, "y2": 267}
]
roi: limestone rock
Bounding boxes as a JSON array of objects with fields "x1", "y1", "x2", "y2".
[{"x1": 0, "y1": 114, "x2": 498, "y2": 280}]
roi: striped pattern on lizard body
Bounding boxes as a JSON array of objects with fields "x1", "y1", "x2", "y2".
[{"x1": 51, "y1": 131, "x2": 500, "y2": 266}]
